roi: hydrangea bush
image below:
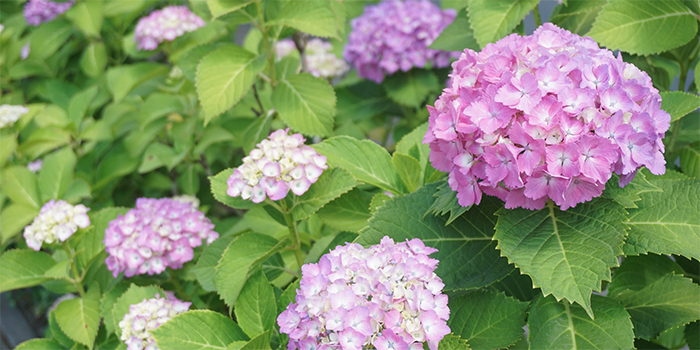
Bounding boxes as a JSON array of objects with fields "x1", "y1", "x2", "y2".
[{"x1": 1, "y1": 1, "x2": 699, "y2": 350}]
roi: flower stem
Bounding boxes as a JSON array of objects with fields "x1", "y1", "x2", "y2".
[
  {"x1": 279, "y1": 200, "x2": 305, "y2": 268},
  {"x1": 532, "y1": 5, "x2": 543, "y2": 28},
  {"x1": 63, "y1": 243, "x2": 85, "y2": 297}
]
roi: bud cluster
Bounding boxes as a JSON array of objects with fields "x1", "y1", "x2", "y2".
[{"x1": 24, "y1": 200, "x2": 90, "y2": 251}]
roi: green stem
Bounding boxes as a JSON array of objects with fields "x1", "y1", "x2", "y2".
[
  {"x1": 279, "y1": 200, "x2": 304, "y2": 268},
  {"x1": 63, "y1": 243, "x2": 85, "y2": 297},
  {"x1": 256, "y1": 0, "x2": 277, "y2": 87},
  {"x1": 668, "y1": 64, "x2": 689, "y2": 152},
  {"x1": 532, "y1": 5, "x2": 543, "y2": 28},
  {"x1": 168, "y1": 268, "x2": 188, "y2": 300}
]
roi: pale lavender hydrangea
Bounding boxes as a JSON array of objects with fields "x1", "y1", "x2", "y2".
[
  {"x1": 23, "y1": 0, "x2": 74, "y2": 26},
  {"x1": 104, "y1": 197, "x2": 218, "y2": 278},
  {"x1": 23, "y1": 200, "x2": 90, "y2": 251},
  {"x1": 227, "y1": 129, "x2": 328, "y2": 203},
  {"x1": 425, "y1": 23, "x2": 670, "y2": 211},
  {"x1": 343, "y1": 0, "x2": 458, "y2": 83},
  {"x1": 278, "y1": 237, "x2": 451, "y2": 350},
  {"x1": 28, "y1": 159, "x2": 43, "y2": 173},
  {"x1": 276, "y1": 38, "x2": 350, "y2": 79},
  {"x1": 0, "y1": 105, "x2": 29, "y2": 129},
  {"x1": 119, "y1": 293, "x2": 191, "y2": 350},
  {"x1": 134, "y1": 6, "x2": 205, "y2": 51}
]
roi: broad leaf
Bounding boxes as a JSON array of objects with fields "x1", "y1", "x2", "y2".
[
  {"x1": 272, "y1": 73, "x2": 336, "y2": 137},
  {"x1": 356, "y1": 183, "x2": 513, "y2": 291},
  {"x1": 687, "y1": 321, "x2": 700, "y2": 350},
  {"x1": 681, "y1": 142, "x2": 700, "y2": 178},
  {"x1": 436, "y1": 334, "x2": 470, "y2": 350},
  {"x1": 528, "y1": 295, "x2": 635, "y2": 349},
  {"x1": 0, "y1": 249, "x2": 56, "y2": 292},
  {"x1": 291, "y1": 167, "x2": 357, "y2": 221},
  {"x1": 54, "y1": 285, "x2": 101, "y2": 349},
  {"x1": 39, "y1": 147, "x2": 76, "y2": 202},
  {"x1": 80, "y1": 42, "x2": 107, "y2": 78},
  {"x1": 660, "y1": 91, "x2": 700, "y2": 122},
  {"x1": 28, "y1": 20, "x2": 73, "y2": 60},
  {"x1": 267, "y1": 0, "x2": 339, "y2": 39},
  {"x1": 313, "y1": 136, "x2": 405, "y2": 194},
  {"x1": 15, "y1": 339, "x2": 65, "y2": 350},
  {"x1": 235, "y1": 331, "x2": 271, "y2": 350},
  {"x1": 427, "y1": 179, "x2": 468, "y2": 226},
  {"x1": 392, "y1": 153, "x2": 422, "y2": 193},
  {"x1": 139, "y1": 93, "x2": 187, "y2": 130},
  {"x1": 0, "y1": 203, "x2": 39, "y2": 244},
  {"x1": 488, "y1": 268, "x2": 537, "y2": 302},
  {"x1": 75, "y1": 207, "x2": 129, "y2": 269},
  {"x1": 467, "y1": 0, "x2": 540, "y2": 47},
  {"x1": 152, "y1": 310, "x2": 249, "y2": 350},
  {"x1": 382, "y1": 69, "x2": 438, "y2": 108},
  {"x1": 448, "y1": 290, "x2": 528, "y2": 349},
  {"x1": 429, "y1": 8, "x2": 479, "y2": 51},
  {"x1": 111, "y1": 284, "x2": 165, "y2": 337},
  {"x1": 494, "y1": 199, "x2": 627, "y2": 317},
  {"x1": 2, "y1": 166, "x2": 41, "y2": 208},
  {"x1": 107, "y1": 63, "x2": 169, "y2": 102},
  {"x1": 194, "y1": 235, "x2": 236, "y2": 291},
  {"x1": 196, "y1": 45, "x2": 266, "y2": 123},
  {"x1": 207, "y1": 0, "x2": 254, "y2": 18},
  {"x1": 550, "y1": 0, "x2": 606, "y2": 35},
  {"x1": 602, "y1": 172, "x2": 661, "y2": 209},
  {"x1": 179, "y1": 43, "x2": 229, "y2": 81},
  {"x1": 235, "y1": 270, "x2": 276, "y2": 338},
  {"x1": 587, "y1": 0, "x2": 698, "y2": 55},
  {"x1": 67, "y1": 85, "x2": 99, "y2": 128},
  {"x1": 100, "y1": 283, "x2": 129, "y2": 335},
  {"x1": 65, "y1": 1, "x2": 103, "y2": 38},
  {"x1": 608, "y1": 254, "x2": 685, "y2": 297},
  {"x1": 316, "y1": 188, "x2": 373, "y2": 232},
  {"x1": 210, "y1": 168, "x2": 256, "y2": 210}
]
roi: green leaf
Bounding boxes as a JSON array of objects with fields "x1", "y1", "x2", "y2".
[
  {"x1": 0, "y1": 134, "x2": 17, "y2": 168},
  {"x1": 214, "y1": 233, "x2": 287, "y2": 307},
  {"x1": 194, "y1": 235, "x2": 236, "y2": 292},
  {"x1": 76, "y1": 207, "x2": 129, "y2": 270},
  {"x1": 80, "y1": 42, "x2": 107, "y2": 78},
  {"x1": 550, "y1": 0, "x2": 606, "y2": 35},
  {"x1": 207, "y1": 0, "x2": 254, "y2": 18},
  {"x1": 210, "y1": 168, "x2": 256, "y2": 210},
  {"x1": 194, "y1": 126, "x2": 235, "y2": 154},
  {"x1": 624, "y1": 178, "x2": 700, "y2": 260},
  {"x1": 429, "y1": 8, "x2": 479, "y2": 51},
  {"x1": 609, "y1": 254, "x2": 685, "y2": 297},
  {"x1": 68, "y1": 85, "x2": 99, "y2": 128},
  {"x1": 267, "y1": 0, "x2": 339, "y2": 39},
  {"x1": 242, "y1": 111, "x2": 273, "y2": 153},
  {"x1": 681, "y1": 142, "x2": 700, "y2": 177},
  {"x1": 467, "y1": 0, "x2": 540, "y2": 47},
  {"x1": 660, "y1": 91, "x2": 700, "y2": 122},
  {"x1": 179, "y1": 43, "x2": 229, "y2": 81},
  {"x1": 139, "y1": 93, "x2": 187, "y2": 130},
  {"x1": 100, "y1": 283, "x2": 128, "y2": 335},
  {"x1": 291, "y1": 167, "x2": 357, "y2": 221},
  {"x1": 313, "y1": 136, "x2": 405, "y2": 194},
  {"x1": 2, "y1": 166, "x2": 41, "y2": 208},
  {"x1": 272, "y1": 73, "x2": 337, "y2": 137},
  {"x1": 686, "y1": 321, "x2": 700, "y2": 350},
  {"x1": 488, "y1": 268, "x2": 537, "y2": 302},
  {"x1": 65, "y1": 1, "x2": 103, "y2": 38},
  {"x1": 494, "y1": 199, "x2": 627, "y2": 317},
  {"x1": 696, "y1": 60, "x2": 700, "y2": 91},
  {"x1": 0, "y1": 249, "x2": 56, "y2": 292},
  {"x1": 436, "y1": 334, "x2": 470, "y2": 350},
  {"x1": 1, "y1": 203, "x2": 39, "y2": 244},
  {"x1": 55, "y1": 285, "x2": 101, "y2": 349},
  {"x1": 448, "y1": 290, "x2": 528, "y2": 349},
  {"x1": 587, "y1": 0, "x2": 698, "y2": 55},
  {"x1": 316, "y1": 188, "x2": 373, "y2": 232},
  {"x1": 111, "y1": 284, "x2": 165, "y2": 337},
  {"x1": 29, "y1": 20, "x2": 73, "y2": 60},
  {"x1": 235, "y1": 269, "x2": 276, "y2": 338},
  {"x1": 39, "y1": 147, "x2": 77, "y2": 202},
  {"x1": 357, "y1": 183, "x2": 513, "y2": 291},
  {"x1": 236, "y1": 331, "x2": 271, "y2": 350},
  {"x1": 15, "y1": 339, "x2": 65, "y2": 350},
  {"x1": 602, "y1": 172, "x2": 662, "y2": 209},
  {"x1": 196, "y1": 45, "x2": 266, "y2": 123},
  {"x1": 610, "y1": 273, "x2": 700, "y2": 339},
  {"x1": 152, "y1": 310, "x2": 249, "y2": 350},
  {"x1": 392, "y1": 153, "x2": 422, "y2": 193},
  {"x1": 107, "y1": 63, "x2": 169, "y2": 102},
  {"x1": 427, "y1": 179, "x2": 468, "y2": 226},
  {"x1": 528, "y1": 295, "x2": 635, "y2": 349},
  {"x1": 382, "y1": 69, "x2": 438, "y2": 108}
]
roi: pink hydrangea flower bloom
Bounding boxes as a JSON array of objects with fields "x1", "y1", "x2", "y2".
[
  {"x1": 277, "y1": 237, "x2": 450, "y2": 350},
  {"x1": 134, "y1": 6, "x2": 205, "y2": 51},
  {"x1": 425, "y1": 23, "x2": 670, "y2": 210},
  {"x1": 23, "y1": 200, "x2": 90, "y2": 251},
  {"x1": 119, "y1": 293, "x2": 191, "y2": 350},
  {"x1": 227, "y1": 129, "x2": 327, "y2": 203},
  {"x1": 23, "y1": 0, "x2": 74, "y2": 26},
  {"x1": 104, "y1": 197, "x2": 218, "y2": 278},
  {"x1": 343, "y1": 0, "x2": 459, "y2": 83}
]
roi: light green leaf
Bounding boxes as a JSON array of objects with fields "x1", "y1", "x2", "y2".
[
  {"x1": 429, "y1": 8, "x2": 479, "y2": 51},
  {"x1": 107, "y1": 63, "x2": 170, "y2": 102},
  {"x1": 100, "y1": 283, "x2": 128, "y2": 335},
  {"x1": 392, "y1": 153, "x2": 421, "y2": 193},
  {"x1": 15, "y1": 339, "x2": 65, "y2": 350},
  {"x1": 55, "y1": 285, "x2": 101, "y2": 349},
  {"x1": 18, "y1": 127, "x2": 72, "y2": 160},
  {"x1": 39, "y1": 147, "x2": 76, "y2": 202},
  {"x1": 76, "y1": 207, "x2": 129, "y2": 270},
  {"x1": 194, "y1": 126, "x2": 235, "y2": 154},
  {"x1": 103, "y1": 0, "x2": 146, "y2": 17},
  {"x1": 357, "y1": 183, "x2": 513, "y2": 291},
  {"x1": 237, "y1": 331, "x2": 271, "y2": 350},
  {"x1": 624, "y1": 178, "x2": 700, "y2": 260},
  {"x1": 2, "y1": 166, "x2": 41, "y2": 208},
  {"x1": 550, "y1": 0, "x2": 606, "y2": 35},
  {"x1": 179, "y1": 43, "x2": 229, "y2": 82},
  {"x1": 528, "y1": 295, "x2": 635, "y2": 349},
  {"x1": 68, "y1": 85, "x2": 99, "y2": 128},
  {"x1": 196, "y1": 45, "x2": 266, "y2": 124},
  {"x1": 210, "y1": 168, "x2": 257, "y2": 210},
  {"x1": 608, "y1": 254, "x2": 685, "y2": 298},
  {"x1": 267, "y1": 0, "x2": 339, "y2": 39},
  {"x1": 152, "y1": 310, "x2": 249, "y2": 350},
  {"x1": 467, "y1": 0, "x2": 540, "y2": 47},
  {"x1": 80, "y1": 42, "x2": 107, "y2": 78},
  {"x1": 214, "y1": 233, "x2": 287, "y2": 307},
  {"x1": 207, "y1": 0, "x2": 254, "y2": 18},
  {"x1": 272, "y1": 73, "x2": 336, "y2": 137},
  {"x1": 291, "y1": 167, "x2": 357, "y2": 221},
  {"x1": 235, "y1": 269, "x2": 276, "y2": 338},
  {"x1": 194, "y1": 235, "x2": 236, "y2": 291},
  {"x1": 313, "y1": 136, "x2": 405, "y2": 194},
  {"x1": 587, "y1": 0, "x2": 698, "y2": 55},
  {"x1": 602, "y1": 172, "x2": 662, "y2": 209},
  {"x1": 29, "y1": 20, "x2": 73, "y2": 60},
  {"x1": 426, "y1": 179, "x2": 468, "y2": 226},
  {"x1": 448, "y1": 290, "x2": 528, "y2": 349},
  {"x1": 316, "y1": 188, "x2": 373, "y2": 232},
  {"x1": 436, "y1": 334, "x2": 470, "y2": 350},
  {"x1": 0, "y1": 134, "x2": 16, "y2": 168},
  {"x1": 494, "y1": 199, "x2": 627, "y2": 317},
  {"x1": 681, "y1": 142, "x2": 700, "y2": 177},
  {"x1": 111, "y1": 284, "x2": 165, "y2": 337},
  {"x1": 382, "y1": 69, "x2": 438, "y2": 108},
  {"x1": 0, "y1": 203, "x2": 39, "y2": 244},
  {"x1": 0, "y1": 249, "x2": 56, "y2": 292},
  {"x1": 138, "y1": 93, "x2": 187, "y2": 130},
  {"x1": 65, "y1": 1, "x2": 103, "y2": 38},
  {"x1": 661, "y1": 91, "x2": 700, "y2": 122},
  {"x1": 49, "y1": 310, "x2": 76, "y2": 348}
]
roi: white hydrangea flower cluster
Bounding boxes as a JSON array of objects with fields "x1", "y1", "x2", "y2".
[
  {"x1": 0, "y1": 104, "x2": 29, "y2": 129},
  {"x1": 171, "y1": 194, "x2": 200, "y2": 209},
  {"x1": 119, "y1": 293, "x2": 191, "y2": 350},
  {"x1": 276, "y1": 38, "x2": 349, "y2": 79},
  {"x1": 23, "y1": 200, "x2": 90, "y2": 251}
]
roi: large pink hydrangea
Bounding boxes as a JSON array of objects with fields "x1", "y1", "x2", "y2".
[
  {"x1": 104, "y1": 198, "x2": 218, "y2": 278},
  {"x1": 278, "y1": 237, "x2": 450, "y2": 350},
  {"x1": 134, "y1": 6, "x2": 205, "y2": 51},
  {"x1": 343, "y1": 0, "x2": 458, "y2": 83},
  {"x1": 425, "y1": 23, "x2": 670, "y2": 211}
]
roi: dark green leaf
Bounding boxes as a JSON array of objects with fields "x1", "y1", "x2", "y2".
[
  {"x1": 316, "y1": 188, "x2": 373, "y2": 232},
  {"x1": 382, "y1": 69, "x2": 438, "y2": 108},
  {"x1": 550, "y1": 0, "x2": 606, "y2": 35},
  {"x1": 194, "y1": 235, "x2": 236, "y2": 292},
  {"x1": 291, "y1": 167, "x2": 357, "y2": 221},
  {"x1": 429, "y1": 8, "x2": 479, "y2": 51}
]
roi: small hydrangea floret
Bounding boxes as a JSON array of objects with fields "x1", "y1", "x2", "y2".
[
  {"x1": 23, "y1": 0, "x2": 74, "y2": 26},
  {"x1": 227, "y1": 129, "x2": 328, "y2": 203},
  {"x1": 278, "y1": 237, "x2": 451, "y2": 350},
  {"x1": 134, "y1": 6, "x2": 205, "y2": 51},
  {"x1": 0, "y1": 105, "x2": 29, "y2": 129},
  {"x1": 104, "y1": 197, "x2": 218, "y2": 278},
  {"x1": 23, "y1": 200, "x2": 90, "y2": 251},
  {"x1": 119, "y1": 293, "x2": 191, "y2": 350},
  {"x1": 425, "y1": 23, "x2": 670, "y2": 210},
  {"x1": 343, "y1": 0, "x2": 458, "y2": 83},
  {"x1": 276, "y1": 38, "x2": 350, "y2": 79}
]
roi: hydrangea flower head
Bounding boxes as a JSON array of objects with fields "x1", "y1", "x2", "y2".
[
  {"x1": 276, "y1": 38, "x2": 350, "y2": 79},
  {"x1": 278, "y1": 237, "x2": 450, "y2": 350},
  {"x1": 104, "y1": 197, "x2": 218, "y2": 278},
  {"x1": 343, "y1": 0, "x2": 458, "y2": 83},
  {"x1": 119, "y1": 293, "x2": 191, "y2": 350},
  {"x1": 134, "y1": 6, "x2": 205, "y2": 51},
  {"x1": 0, "y1": 104, "x2": 29, "y2": 129},
  {"x1": 23, "y1": 200, "x2": 90, "y2": 251},
  {"x1": 23, "y1": 0, "x2": 74, "y2": 26},
  {"x1": 425, "y1": 23, "x2": 670, "y2": 210},
  {"x1": 227, "y1": 129, "x2": 327, "y2": 203}
]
